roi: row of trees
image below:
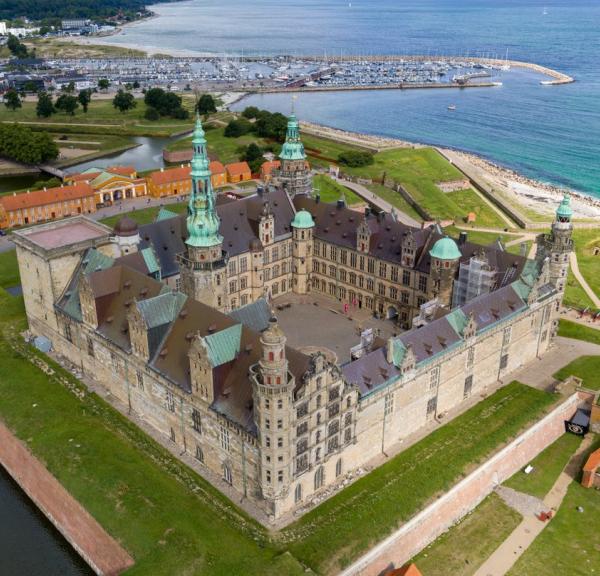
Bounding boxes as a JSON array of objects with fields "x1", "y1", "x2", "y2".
[{"x1": 0, "y1": 124, "x2": 58, "y2": 164}]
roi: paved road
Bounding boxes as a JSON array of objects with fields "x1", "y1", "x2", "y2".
[
  {"x1": 333, "y1": 177, "x2": 421, "y2": 227},
  {"x1": 569, "y1": 252, "x2": 600, "y2": 308}
]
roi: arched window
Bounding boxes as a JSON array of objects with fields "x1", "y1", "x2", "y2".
[
  {"x1": 314, "y1": 466, "x2": 324, "y2": 490},
  {"x1": 336, "y1": 458, "x2": 342, "y2": 478},
  {"x1": 295, "y1": 483, "x2": 303, "y2": 503},
  {"x1": 268, "y1": 351, "x2": 274, "y2": 361},
  {"x1": 195, "y1": 445, "x2": 204, "y2": 463}
]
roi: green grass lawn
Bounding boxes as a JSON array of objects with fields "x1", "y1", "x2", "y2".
[
  {"x1": 313, "y1": 174, "x2": 362, "y2": 205},
  {"x1": 554, "y1": 356, "x2": 600, "y2": 390},
  {"x1": 564, "y1": 269, "x2": 596, "y2": 310},
  {"x1": 100, "y1": 203, "x2": 187, "y2": 228},
  {"x1": 558, "y1": 320, "x2": 600, "y2": 345},
  {"x1": 0, "y1": 97, "x2": 197, "y2": 137},
  {"x1": 445, "y1": 189, "x2": 508, "y2": 228},
  {"x1": 507, "y1": 435, "x2": 600, "y2": 576},
  {"x1": 411, "y1": 493, "x2": 522, "y2": 576},
  {"x1": 571, "y1": 228, "x2": 600, "y2": 302},
  {"x1": 365, "y1": 183, "x2": 423, "y2": 222},
  {"x1": 0, "y1": 250, "x2": 20, "y2": 289},
  {"x1": 503, "y1": 433, "x2": 582, "y2": 499},
  {"x1": 283, "y1": 382, "x2": 556, "y2": 574},
  {"x1": 442, "y1": 226, "x2": 528, "y2": 255}
]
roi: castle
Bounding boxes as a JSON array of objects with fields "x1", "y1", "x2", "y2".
[{"x1": 13, "y1": 114, "x2": 573, "y2": 520}]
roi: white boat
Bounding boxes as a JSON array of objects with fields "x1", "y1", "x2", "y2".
[{"x1": 447, "y1": 105, "x2": 456, "y2": 111}]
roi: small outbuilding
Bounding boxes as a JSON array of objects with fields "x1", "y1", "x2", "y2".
[{"x1": 582, "y1": 448, "x2": 600, "y2": 488}]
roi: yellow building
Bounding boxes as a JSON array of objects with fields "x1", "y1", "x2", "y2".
[{"x1": 65, "y1": 166, "x2": 147, "y2": 206}]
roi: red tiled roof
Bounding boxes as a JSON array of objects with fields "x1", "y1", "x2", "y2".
[
  {"x1": 209, "y1": 160, "x2": 226, "y2": 174},
  {"x1": 225, "y1": 161, "x2": 251, "y2": 176},
  {"x1": 261, "y1": 160, "x2": 280, "y2": 177},
  {"x1": 107, "y1": 166, "x2": 136, "y2": 177},
  {"x1": 68, "y1": 166, "x2": 137, "y2": 183},
  {"x1": 149, "y1": 166, "x2": 191, "y2": 185},
  {"x1": 385, "y1": 564, "x2": 422, "y2": 576},
  {"x1": 0, "y1": 183, "x2": 94, "y2": 212},
  {"x1": 69, "y1": 172, "x2": 101, "y2": 182},
  {"x1": 583, "y1": 448, "x2": 600, "y2": 472}
]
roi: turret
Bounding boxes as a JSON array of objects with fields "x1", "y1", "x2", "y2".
[
  {"x1": 251, "y1": 317, "x2": 295, "y2": 514},
  {"x1": 291, "y1": 208, "x2": 315, "y2": 295},
  {"x1": 429, "y1": 236, "x2": 461, "y2": 306},
  {"x1": 110, "y1": 216, "x2": 140, "y2": 256},
  {"x1": 178, "y1": 115, "x2": 228, "y2": 310},
  {"x1": 547, "y1": 194, "x2": 573, "y2": 296},
  {"x1": 258, "y1": 203, "x2": 274, "y2": 247},
  {"x1": 274, "y1": 113, "x2": 312, "y2": 197}
]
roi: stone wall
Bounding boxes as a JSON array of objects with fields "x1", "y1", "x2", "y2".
[
  {"x1": 0, "y1": 419, "x2": 134, "y2": 576},
  {"x1": 339, "y1": 391, "x2": 586, "y2": 576},
  {"x1": 163, "y1": 149, "x2": 193, "y2": 164}
]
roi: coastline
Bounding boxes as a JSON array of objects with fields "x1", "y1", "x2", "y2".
[{"x1": 295, "y1": 117, "x2": 600, "y2": 221}]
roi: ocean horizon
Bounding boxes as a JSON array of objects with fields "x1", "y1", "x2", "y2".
[{"x1": 103, "y1": 0, "x2": 600, "y2": 198}]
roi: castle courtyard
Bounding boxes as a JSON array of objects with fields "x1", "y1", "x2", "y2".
[{"x1": 272, "y1": 292, "x2": 398, "y2": 364}]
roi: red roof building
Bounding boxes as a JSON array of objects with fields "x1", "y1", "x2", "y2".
[
  {"x1": 582, "y1": 447, "x2": 600, "y2": 488},
  {"x1": 260, "y1": 160, "x2": 281, "y2": 182},
  {"x1": 225, "y1": 161, "x2": 252, "y2": 184}
]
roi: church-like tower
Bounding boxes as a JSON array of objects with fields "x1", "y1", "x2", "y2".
[
  {"x1": 541, "y1": 193, "x2": 574, "y2": 297},
  {"x1": 178, "y1": 115, "x2": 228, "y2": 310},
  {"x1": 273, "y1": 114, "x2": 312, "y2": 197}
]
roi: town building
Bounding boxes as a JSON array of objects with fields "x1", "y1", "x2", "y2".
[
  {"x1": 260, "y1": 160, "x2": 281, "y2": 183},
  {"x1": 0, "y1": 182, "x2": 95, "y2": 229},
  {"x1": 12, "y1": 114, "x2": 573, "y2": 521},
  {"x1": 65, "y1": 166, "x2": 147, "y2": 206},
  {"x1": 582, "y1": 448, "x2": 600, "y2": 489},
  {"x1": 147, "y1": 161, "x2": 230, "y2": 198},
  {"x1": 225, "y1": 161, "x2": 252, "y2": 183}
]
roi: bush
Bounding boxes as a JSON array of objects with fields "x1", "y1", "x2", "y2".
[
  {"x1": 338, "y1": 150, "x2": 374, "y2": 167},
  {"x1": 143, "y1": 87, "x2": 185, "y2": 118},
  {"x1": 242, "y1": 106, "x2": 260, "y2": 119},
  {"x1": 144, "y1": 106, "x2": 160, "y2": 121},
  {"x1": 172, "y1": 107, "x2": 189, "y2": 120},
  {"x1": 0, "y1": 124, "x2": 58, "y2": 164}
]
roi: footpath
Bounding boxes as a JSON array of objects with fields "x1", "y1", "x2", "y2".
[{"x1": 474, "y1": 434, "x2": 593, "y2": 576}]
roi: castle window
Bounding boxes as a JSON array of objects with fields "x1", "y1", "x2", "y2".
[
  {"x1": 229, "y1": 280, "x2": 237, "y2": 294},
  {"x1": 336, "y1": 459, "x2": 343, "y2": 477},
  {"x1": 500, "y1": 354, "x2": 509, "y2": 370},
  {"x1": 327, "y1": 436, "x2": 339, "y2": 454},
  {"x1": 340, "y1": 250, "x2": 348, "y2": 265},
  {"x1": 426, "y1": 396, "x2": 437, "y2": 418},
  {"x1": 220, "y1": 426, "x2": 230, "y2": 452},
  {"x1": 321, "y1": 262, "x2": 327, "y2": 274},
  {"x1": 346, "y1": 397, "x2": 352, "y2": 409},
  {"x1": 359, "y1": 256, "x2": 365, "y2": 271},
  {"x1": 384, "y1": 393, "x2": 394, "y2": 416},
  {"x1": 269, "y1": 351, "x2": 274, "y2": 361},
  {"x1": 313, "y1": 260, "x2": 319, "y2": 272},
  {"x1": 195, "y1": 445, "x2": 204, "y2": 463},
  {"x1": 297, "y1": 421, "x2": 308, "y2": 436},
  {"x1": 240, "y1": 257, "x2": 247, "y2": 272},
  {"x1": 277, "y1": 419, "x2": 283, "y2": 430},
  {"x1": 277, "y1": 398, "x2": 283, "y2": 409},
  {"x1": 328, "y1": 403, "x2": 340, "y2": 418},
  {"x1": 350, "y1": 253, "x2": 357, "y2": 267},
  {"x1": 136, "y1": 370, "x2": 144, "y2": 390},
  {"x1": 297, "y1": 438, "x2": 308, "y2": 455},
  {"x1": 170, "y1": 428, "x2": 176, "y2": 442},
  {"x1": 328, "y1": 387, "x2": 339, "y2": 402},
  {"x1": 277, "y1": 437, "x2": 283, "y2": 448},
  {"x1": 328, "y1": 421, "x2": 339, "y2": 437},
  {"x1": 64, "y1": 323, "x2": 72, "y2": 343},
  {"x1": 278, "y1": 470, "x2": 283, "y2": 484},
  {"x1": 464, "y1": 375, "x2": 473, "y2": 399},
  {"x1": 223, "y1": 464, "x2": 232, "y2": 485},
  {"x1": 295, "y1": 483, "x2": 303, "y2": 502},
  {"x1": 314, "y1": 466, "x2": 324, "y2": 490},
  {"x1": 368, "y1": 259, "x2": 375, "y2": 274},
  {"x1": 378, "y1": 283, "x2": 386, "y2": 296},
  {"x1": 329, "y1": 265, "x2": 336, "y2": 278},
  {"x1": 240, "y1": 277, "x2": 247, "y2": 290},
  {"x1": 429, "y1": 366, "x2": 440, "y2": 390},
  {"x1": 228, "y1": 260, "x2": 236, "y2": 275},
  {"x1": 241, "y1": 294, "x2": 248, "y2": 306},
  {"x1": 344, "y1": 427, "x2": 352, "y2": 444},
  {"x1": 391, "y1": 266, "x2": 399, "y2": 282},
  {"x1": 379, "y1": 263, "x2": 387, "y2": 278},
  {"x1": 402, "y1": 270, "x2": 411, "y2": 286},
  {"x1": 266, "y1": 470, "x2": 271, "y2": 484},
  {"x1": 87, "y1": 337, "x2": 94, "y2": 357},
  {"x1": 265, "y1": 436, "x2": 271, "y2": 448},
  {"x1": 502, "y1": 326, "x2": 512, "y2": 347},
  {"x1": 418, "y1": 275, "x2": 428, "y2": 293},
  {"x1": 390, "y1": 287, "x2": 398, "y2": 300},
  {"x1": 297, "y1": 403, "x2": 308, "y2": 419},
  {"x1": 192, "y1": 408, "x2": 202, "y2": 433},
  {"x1": 358, "y1": 275, "x2": 364, "y2": 289},
  {"x1": 466, "y1": 347, "x2": 475, "y2": 368},
  {"x1": 265, "y1": 418, "x2": 270, "y2": 430},
  {"x1": 166, "y1": 389, "x2": 175, "y2": 412}
]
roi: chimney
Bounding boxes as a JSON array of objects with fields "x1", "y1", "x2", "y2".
[{"x1": 459, "y1": 231, "x2": 468, "y2": 245}]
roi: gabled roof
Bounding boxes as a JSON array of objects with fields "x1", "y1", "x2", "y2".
[
  {"x1": 226, "y1": 161, "x2": 251, "y2": 176},
  {"x1": 229, "y1": 298, "x2": 272, "y2": 333},
  {"x1": 0, "y1": 183, "x2": 94, "y2": 211},
  {"x1": 203, "y1": 323, "x2": 242, "y2": 367},
  {"x1": 156, "y1": 206, "x2": 179, "y2": 222},
  {"x1": 149, "y1": 166, "x2": 191, "y2": 185},
  {"x1": 209, "y1": 160, "x2": 226, "y2": 174}
]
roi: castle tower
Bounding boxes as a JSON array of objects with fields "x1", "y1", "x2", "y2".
[
  {"x1": 178, "y1": 115, "x2": 228, "y2": 311},
  {"x1": 251, "y1": 317, "x2": 295, "y2": 515},
  {"x1": 429, "y1": 237, "x2": 461, "y2": 306},
  {"x1": 546, "y1": 194, "x2": 573, "y2": 297},
  {"x1": 110, "y1": 216, "x2": 140, "y2": 256},
  {"x1": 291, "y1": 208, "x2": 315, "y2": 295},
  {"x1": 274, "y1": 114, "x2": 311, "y2": 197}
]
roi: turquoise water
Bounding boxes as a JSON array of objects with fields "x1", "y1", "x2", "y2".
[{"x1": 104, "y1": 0, "x2": 600, "y2": 197}]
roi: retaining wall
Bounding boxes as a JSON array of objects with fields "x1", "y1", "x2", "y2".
[
  {"x1": 339, "y1": 392, "x2": 586, "y2": 576},
  {"x1": 0, "y1": 420, "x2": 134, "y2": 576}
]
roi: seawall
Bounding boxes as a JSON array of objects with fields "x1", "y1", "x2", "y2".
[
  {"x1": 338, "y1": 391, "x2": 589, "y2": 576},
  {"x1": 0, "y1": 419, "x2": 134, "y2": 576}
]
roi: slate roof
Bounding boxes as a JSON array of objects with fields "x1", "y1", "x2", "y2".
[
  {"x1": 292, "y1": 196, "x2": 528, "y2": 288},
  {"x1": 138, "y1": 188, "x2": 295, "y2": 278},
  {"x1": 228, "y1": 298, "x2": 272, "y2": 333}
]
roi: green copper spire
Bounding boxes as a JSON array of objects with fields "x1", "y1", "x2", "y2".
[
  {"x1": 186, "y1": 115, "x2": 223, "y2": 248},
  {"x1": 556, "y1": 193, "x2": 573, "y2": 222},
  {"x1": 279, "y1": 114, "x2": 307, "y2": 162}
]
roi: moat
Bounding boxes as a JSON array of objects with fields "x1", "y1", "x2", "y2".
[{"x1": 0, "y1": 466, "x2": 93, "y2": 576}]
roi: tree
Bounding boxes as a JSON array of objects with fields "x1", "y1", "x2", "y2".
[
  {"x1": 338, "y1": 150, "x2": 374, "y2": 167},
  {"x1": 255, "y1": 111, "x2": 288, "y2": 141},
  {"x1": 172, "y1": 107, "x2": 189, "y2": 120},
  {"x1": 98, "y1": 78, "x2": 110, "y2": 91},
  {"x1": 132, "y1": 80, "x2": 140, "y2": 89},
  {"x1": 143, "y1": 87, "x2": 186, "y2": 118},
  {"x1": 62, "y1": 81, "x2": 75, "y2": 94},
  {"x1": 0, "y1": 124, "x2": 58, "y2": 164},
  {"x1": 144, "y1": 106, "x2": 160, "y2": 121},
  {"x1": 113, "y1": 90, "x2": 136, "y2": 113},
  {"x1": 242, "y1": 106, "x2": 260, "y2": 119},
  {"x1": 23, "y1": 80, "x2": 39, "y2": 94},
  {"x1": 3, "y1": 89, "x2": 22, "y2": 111},
  {"x1": 196, "y1": 94, "x2": 216, "y2": 116},
  {"x1": 6, "y1": 34, "x2": 28, "y2": 58},
  {"x1": 77, "y1": 89, "x2": 92, "y2": 113},
  {"x1": 244, "y1": 142, "x2": 263, "y2": 163},
  {"x1": 224, "y1": 118, "x2": 252, "y2": 138},
  {"x1": 55, "y1": 94, "x2": 79, "y2": 116},
  {"x1": 36, "y1": 91, "x2": 54, "y2": 118}
]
